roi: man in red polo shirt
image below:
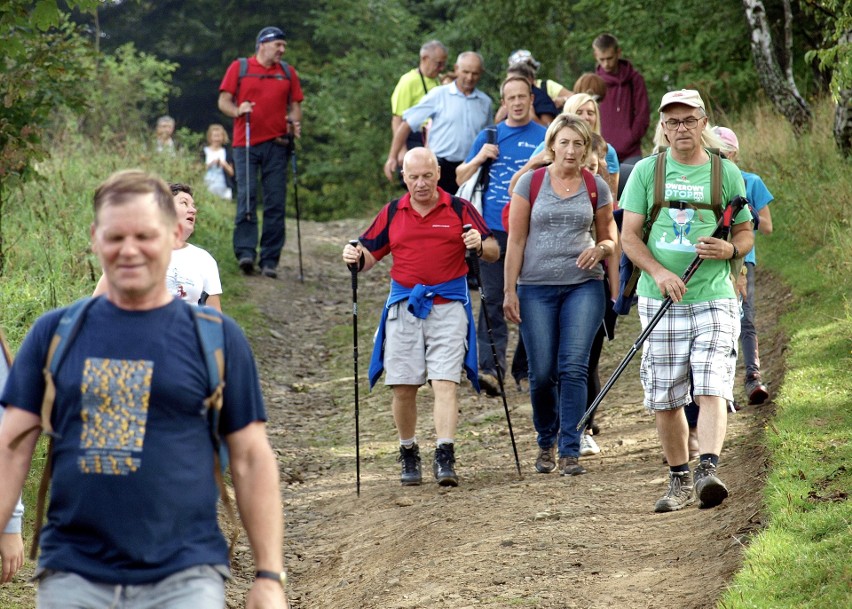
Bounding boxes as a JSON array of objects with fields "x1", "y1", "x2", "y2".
[
  {"x1": 342, "y1": 148, "x2": 498, "y2": 488},
  {"x1": 218, "y1": 26, "x2": 304, "y2": 279}
]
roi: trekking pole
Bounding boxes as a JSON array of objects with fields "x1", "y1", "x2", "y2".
[
  {"x1": 288, "y1": 125, "x2": 304, "y2": 282},
  {"x1": 577, "y1": 195, "x2": 749, "y2": 430},
  {"x1": 243, "y1": 110, "x2": 251, "y2": 223},
  {"x1": 463, "y1": 224, "x2": 522, "y2": 478},
  {"x1": 346, "y1": 240, "x2": 362, "y2": 495}
]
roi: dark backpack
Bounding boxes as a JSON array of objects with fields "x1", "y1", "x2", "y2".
[
  {"x1": 15, "y1": 297, "x2": 237, "y2": 559},
  {"x1": 613, "y1": 148, "x2": 724, "y2": 315},
  {"x1": 237, "y1": 57, "x2": 293, "y2": 106}
]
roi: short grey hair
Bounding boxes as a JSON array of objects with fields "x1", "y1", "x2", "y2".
[{"x1": 420, "y1": 40, "x2": 447, "y2": 57}]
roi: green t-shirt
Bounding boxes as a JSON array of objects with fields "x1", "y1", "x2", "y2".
[{"x1": 620, "y1": 149, "x2": 749, "y2": 303}]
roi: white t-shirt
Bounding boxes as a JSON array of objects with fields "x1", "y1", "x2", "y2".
[{"x1": 166, "y1": 243, "x2": 222, "y2": 305}]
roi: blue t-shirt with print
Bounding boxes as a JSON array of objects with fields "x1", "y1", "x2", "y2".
[
  {"x1": 742, "y1": 170, "x2": 773, "y2": 265},
  {"x1": 0, "y1": 297, "x2": 266, "y2": 585},
  {"x1": 466, "y1": 121, "x2": 546, "y2": 231}
]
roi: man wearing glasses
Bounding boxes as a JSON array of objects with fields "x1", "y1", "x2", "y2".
[
  {"x1": 389, "y1": 41, "x2": 449, "y2": 165},
  {"x1": 619, "y1": 89, "x2": 753, "y2": 513}
]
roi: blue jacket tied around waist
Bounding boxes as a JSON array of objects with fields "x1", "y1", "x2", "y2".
[{"x1": 368, "y1": 276, "x2": 480, "y2": 392}]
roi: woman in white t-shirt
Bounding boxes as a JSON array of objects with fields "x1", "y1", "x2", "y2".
[
  {"x1": 93, "y1": 184, "x2": 223, "y2": 311},
  {"x1": 203, "y1": 124, "x2": 235, "y2": 200}
]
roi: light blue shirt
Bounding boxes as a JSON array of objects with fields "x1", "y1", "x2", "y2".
[
  {"x1": 741, "y1": 171, "x2": 773, "y2": 265},
  {"x1": 403, "y1": 82, "x2": 493, "y2": 162}
]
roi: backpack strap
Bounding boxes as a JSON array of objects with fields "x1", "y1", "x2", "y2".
[
  {"x1": 191, "y1": 305, "x2": 239, "y2": 559},
  {"x1": 449, "y1": 196, "x2": 466, "y2": 222},
  {"x1": 580, "y1": 167, "x2": 598, "y2": 213},
  {"x1": 529, "y1": 166, "x2": 547, "y2": 206},
  {"x1": 236, "y1": 57, "x2": 292, "y2": 107},
  {"x1": 477, "y1": 126, "x2": 498, "y2": 191}
]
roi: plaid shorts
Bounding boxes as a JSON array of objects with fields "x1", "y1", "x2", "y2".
[{"x1": 638, "y1": 297, "x2": 739, "y2": 411}]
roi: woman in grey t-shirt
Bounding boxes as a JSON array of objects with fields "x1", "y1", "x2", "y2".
[{"x1": 503, "y1": 114, "x2": 617, "y2": 477}]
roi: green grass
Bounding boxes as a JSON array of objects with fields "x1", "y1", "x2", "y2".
[{"x1": 716, "y1": 101, "x2": 852, "y2": 608}]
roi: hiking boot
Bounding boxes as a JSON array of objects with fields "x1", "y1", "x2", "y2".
[
  {"x1": 398, "y1": 444, "x2": 422, "y2": 486},
  {"x1": 433, "y1": 443, "x2": 458, "y2": 487},
  {"x1": 579, "y1": 433, "x2": 601, "y2": 456},
  {"x1": 238, "y1": 257, "x2": 255, "y2": 275},
  {"x1": 745, "y1": 374, "x2": 769, "y2": 405},
  {"x1": 535, "y1": 445, "x2": 557, "y2": 473},
  {"x1": 260, "y1": 266, "x2": 278, "y2": 279},
  {"x1": 654, "y1": 470, "x2": 695, "y2": 512},
  {"x1": 694, "y1": 460, "x2": 729, "y2": 508},
  {"x1": 477, "y1": 372, "x2": 501, "y2": 397},
  {"x1": 559, "y1": 456, "x2": 587, "y2": 476}
]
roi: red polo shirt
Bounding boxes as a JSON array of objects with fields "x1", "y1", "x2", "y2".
[
  {"x1": 219, "y1": 56, "x2": 304, "y2": 146},
  {"x1": 360, "y1": 189, "x2": 491, "y2": 289}
]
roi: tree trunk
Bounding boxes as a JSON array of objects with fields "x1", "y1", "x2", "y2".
[{"x1": 741, "y1": 0, "x2": 812, "y2": 133}]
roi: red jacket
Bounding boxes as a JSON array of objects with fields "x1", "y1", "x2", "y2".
[{"x1": 596, "y1": 59, "x2": 650, "y2": 161}]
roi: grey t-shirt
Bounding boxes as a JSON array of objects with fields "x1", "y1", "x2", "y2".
[{"x1": 514, "y1": 169, "x2": 612, "y2": 285}]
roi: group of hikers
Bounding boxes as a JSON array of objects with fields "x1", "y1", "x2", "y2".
[{"x1": 0, "y1": 24, "x2": 774, "y2": 609}]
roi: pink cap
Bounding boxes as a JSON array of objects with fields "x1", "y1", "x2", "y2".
[{"x1": 713, "y1": 126, "x2": 739, "y2": 152}]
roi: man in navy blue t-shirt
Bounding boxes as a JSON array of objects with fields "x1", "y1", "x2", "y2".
[
  {"x1": 455, "y1": 76, "x2": 546, "y2": 393},
  {"x1": 0, "y1": 170, "x2": 288, "y2": 608}
]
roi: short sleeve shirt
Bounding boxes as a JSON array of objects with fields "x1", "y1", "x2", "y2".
[
  {"x1": 741, "y1": 171, "x2": 773, "y2": 265},
  {"x1": 620, "y1": 150, "x2": 750, "y2": 303}
]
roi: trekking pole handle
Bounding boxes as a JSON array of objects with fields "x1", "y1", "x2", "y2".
[{"x1": 347, "y1": 240, "x2": 361, "y2": 287}]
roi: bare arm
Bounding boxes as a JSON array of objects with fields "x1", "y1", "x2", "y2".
[
  {"x1": 0, "y1": 407, "x2": 40, "y2": 548},
  {"x1": 621, "y1": 210, "x2": 687, "y2": 301},
  {"x1": 455, "y1": 144, "x2": 498, "y2": 186},
  {"x1": 288, "y1": 101, "x2": 302, "y2": 139},
  {"x1": 503, "y1": 192, "x2": 531, "y2": 324},
  {"x1": 204, "y1": 294, "x2": 222, "y2": 312},
  {"x1": 757, "y1": 205, "x2": 772, "y2": 235},
  {"x1": 218, "y1": 91, "x2": 254, "y2": 119},
  {"x1": 383, "y1": 122, "x2": 413, "y2": 181},
  {"x1": 474, "y1": 235, "x2": 500, "y2": 264},
  {"x1": 576, "y1": 204, "x2": 617, "y2": 271},
  {"x1": 227, "y1": 421, "x2": 289, "y2": 608}
]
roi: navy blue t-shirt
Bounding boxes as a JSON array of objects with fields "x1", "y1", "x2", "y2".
[{"x1": 1, "y1": 297, "x2": 266, "y2": 584}]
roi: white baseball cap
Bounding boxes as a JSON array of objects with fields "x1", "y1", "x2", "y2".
[{"x1": 659, "y1": 89, "x2": 706, "y2": 112}]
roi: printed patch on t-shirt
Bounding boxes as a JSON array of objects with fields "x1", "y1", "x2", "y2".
[
  {"x1": 78, "y1": 357, "x2": 152, "y2": 475},
  {"x1": 665, "y1": 179, "x2": 706, "y2": 203}
]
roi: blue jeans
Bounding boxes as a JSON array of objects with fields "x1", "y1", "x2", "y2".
[
  {"x1": 233, "y1": 139, "x2": 288, "y2": 269},
  {"x1": 740, "y1": 262, "x2": 761, "y2": 378},
  {"x1": 519, "y1": 280, "x2": 605, "y2": 457},
  {"x1": 37, "y1": 565, "x2": 227, "y2": 609}
]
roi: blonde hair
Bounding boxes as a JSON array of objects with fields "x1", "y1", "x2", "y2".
[
  {"x1": 563, "y1": 94, "x2": 601, "y2": 134},
  {"x1": 542, "y1": 113, "x2": 592, "y2": 165},
  {"x1": 206, "y1": 123, "x2": 230, "y2": 145}
]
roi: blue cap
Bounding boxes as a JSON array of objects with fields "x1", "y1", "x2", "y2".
[{"x1": 257, "y1": 26, "x2": 286, "y2": 45}]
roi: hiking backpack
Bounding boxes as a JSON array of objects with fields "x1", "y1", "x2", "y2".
[
  {"x1": 613, "y1": 148, "x2": 726, "y2": 315},
  {"x1": 501, "y1": 165, "x2": 599, "y2": 232},
  {"x1": 236, "y1": 57, "x2": 293, "y2": 106},
  {"x1": 17, "y1": 297, "x2": 236, "y2": 559}
]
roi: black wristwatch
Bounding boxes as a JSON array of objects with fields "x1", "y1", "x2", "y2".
[
  {"x1": 729, "y1": 244, "x2": 739, "y2": 260},
  {"x1": 256, "y1": 570, "x2": 287, "y2": 588}
]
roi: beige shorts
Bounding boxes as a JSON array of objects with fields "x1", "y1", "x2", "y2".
[{"x1": 383, "y1": 300, "x2": 468, "y2": 386}]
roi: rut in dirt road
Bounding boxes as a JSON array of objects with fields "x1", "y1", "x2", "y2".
[{"x1": 225, "y1": 219, "x2": 787, "y2": 609}]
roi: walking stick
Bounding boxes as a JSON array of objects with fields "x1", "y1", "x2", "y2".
[
  {"x1": 347, "y1": 240, "x2": 362, "y2": 495},
  {"x1": 464, "y1": 225, "x2": 522, "y2": 478},
  {"x1": 577, "y1": 195, "x2": 749, "y2": 431},
  {"x1": 288, "y1": 126, "x2": 304, "y2": 282},
  {"x1": 242, "y1": 110, "x2": 251, "y2": 223}
]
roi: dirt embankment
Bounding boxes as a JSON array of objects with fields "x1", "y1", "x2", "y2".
[{"x1": 227, "y1": 218, "x2": 789, "y2": 609}]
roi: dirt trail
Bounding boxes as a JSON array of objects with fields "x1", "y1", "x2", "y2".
[{"x1": 226, "y1": 219, "x2": 789, "y2": 609}]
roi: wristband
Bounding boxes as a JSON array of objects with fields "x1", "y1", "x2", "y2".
[
  {"x1": 730, "y1": 244, "x2": 739, "y2": 260},
  {"x1": 476, "y1": 244, "x2": 484, "y2": 258}
]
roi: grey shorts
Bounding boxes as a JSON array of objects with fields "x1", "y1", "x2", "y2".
[
  {"x1": 638, "y1": 296, "x2": 739, "y2": 411},
  {"x1": 36, "y1": 564, "x2": 228, "y2": 609},
  {"x1": 383, "y1": 300, "x2": 468, "y2": 386}
]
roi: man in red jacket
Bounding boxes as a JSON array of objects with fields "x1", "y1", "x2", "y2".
[{"x1": 593, "y1": 33, "x2": 649, "y2": 167}]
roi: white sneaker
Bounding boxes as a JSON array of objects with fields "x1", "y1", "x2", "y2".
[{"x1": 579, "y1": 433, "x2": 600, "y2": 456}]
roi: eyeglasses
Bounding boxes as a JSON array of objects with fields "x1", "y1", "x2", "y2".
[{"x1": 662, "y1": 116, "x2": 702, "y2": 131}]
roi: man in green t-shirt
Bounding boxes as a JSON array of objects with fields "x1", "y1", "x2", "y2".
[{"x1": 620, "y1": 89, "x2": 753, "y2": 513}]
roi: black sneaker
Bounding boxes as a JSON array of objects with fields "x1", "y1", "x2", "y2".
[
  {"x1": 693, "y1": 460, "x2": 729, "y2": 508},
  {"x1": 433, "y1": 443, "x2": 458, "y2": 487},
  {"x1": 238, "y1": 257, "x2": 255, "y2": 275},
  {"x1": 745, "y1": 374, "x2": 769, "y2": 405},
  {"x1": 260, "y1": 266, "x2": 278, "y2": 279},
  {"x1": 398, "y1": 444, "x2": 422, "y2": 486},
  {"x1": 654, "y1": 470, "x2": 694, "y2": 512}
]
